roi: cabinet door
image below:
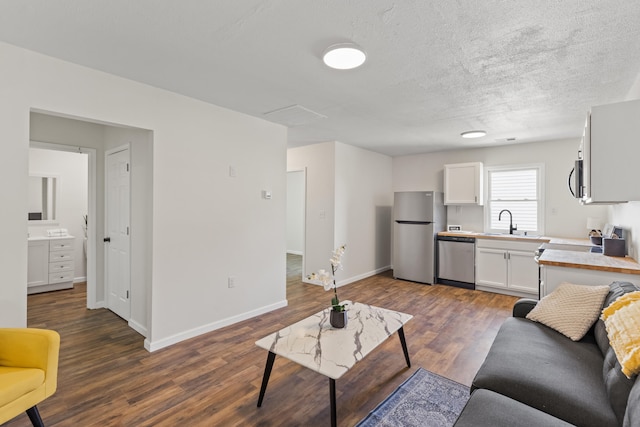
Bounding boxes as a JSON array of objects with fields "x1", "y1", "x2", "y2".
[
  {"x1": 444, "y1": 163, "x2": 483, "y2": 205},
  {"x1": 475, "y1": 247, "x2": 507, "y2": 288},
  {"x1": 28, "y1": 240, "x2": 49, "y2": 288},
  {"x1": 507, "y1": 249, "x2": 539, "y2": 295}
]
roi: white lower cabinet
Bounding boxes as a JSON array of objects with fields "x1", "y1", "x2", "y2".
[
  {"x1": 27, "y1": 240, "x2": 49, "y2": 288},
  {"x1": 476, "y1": 239, "x2": 540, "y2": 298},
  {"x1": 28, "y1": 237, "x2": 76, "y2": 294},
  {"x1": 540, "y1": 265, "x2": 638, "y2": 298}
]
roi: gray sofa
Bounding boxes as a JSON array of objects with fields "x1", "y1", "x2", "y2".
[{"x1": 454, "y1": 281, "x2": 640, "y2": 427}]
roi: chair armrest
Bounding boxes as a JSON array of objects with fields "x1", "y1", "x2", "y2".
[
  {"x1": 0, "y1": 328, "x2": 60, "y2": 396},
  {"x1": 512, "y1": 299, "x2": 538, "y2": 318}
]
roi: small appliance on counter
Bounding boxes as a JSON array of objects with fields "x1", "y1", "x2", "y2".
[
  {"x1": 586, "y1": 217, "x2": 603, "y2": 246},
  {"x1": 604, "y1": 225, "x2": 626, "y2": 256},
  {"x1": 603, "y1": 238, "x2": 626, "y2": 257},
  {"x1": 590, "y1": 223, "x2": 626, "y2": 256}
]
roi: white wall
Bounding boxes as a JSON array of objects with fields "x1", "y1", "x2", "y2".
[
  {"x1": 287, "y1": 142, "x2": 393, "y2": 286},
  {"x1": 28, "y1": 148, "x2": 88, "y2": 280},
  {"x1": 393, "y1": 138, "x2": 609, "y2": 238},
  {"x1": 286, "y1": 171, "x2": 304, "y2": 255},
  {"x1": 0, "y1": 42, "x2": 287, "y2": 352},
  {"x1": 334, "y1": 142, "x2": 393, "y2": 283}
]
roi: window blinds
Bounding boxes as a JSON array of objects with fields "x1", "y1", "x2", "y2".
[{"x1": 488, "y1": 168, "x2": 539, "y2": 232}]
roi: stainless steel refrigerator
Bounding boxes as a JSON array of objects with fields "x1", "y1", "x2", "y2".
[{"x1": 393, "y1": 191, "x2": 446, "y2": 284}]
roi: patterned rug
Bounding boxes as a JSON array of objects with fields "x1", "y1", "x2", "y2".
[{"x1": 355, "y1": 368, "x2": 470, "y2": 427}]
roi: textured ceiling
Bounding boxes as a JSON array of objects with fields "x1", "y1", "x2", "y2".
[{"x1": 1, "y1": 1, "x2": 640, "y2": 156}]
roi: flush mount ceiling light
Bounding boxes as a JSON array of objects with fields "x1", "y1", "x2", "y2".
[
  {"x1": 461, "y1": 130, "x2": 487, "y2": 139},
  {"x1": 322, "y1": 43, "x2": 366, "y2": 70}
]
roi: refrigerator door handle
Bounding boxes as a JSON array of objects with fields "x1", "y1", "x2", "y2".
[{"x1": 395, "y1": 220, "x2": 433, "y2": 225}]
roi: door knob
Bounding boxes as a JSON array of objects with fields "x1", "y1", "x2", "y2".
[{"x1": 104, "y1": 237, "x2": 111, "y2": 243}]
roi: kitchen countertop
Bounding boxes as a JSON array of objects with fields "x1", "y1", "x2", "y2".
[
  {"x1": 538, "y1": 249, "x2": 640, "y2": 275},
  {"x1": 439, "y1": 231, "x2": 640, "y2": 274},
  {"x1": 438, "y1": 231, "x2": 551, "y2": 243}
]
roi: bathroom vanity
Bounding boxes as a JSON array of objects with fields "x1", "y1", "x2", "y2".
[{"x1": 27, "y1": 235, "x2": 76, "y2": 294}]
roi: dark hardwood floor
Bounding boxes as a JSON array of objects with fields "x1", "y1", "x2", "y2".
[{"x1": 7, "y1": 254, "x2": 517, "y2": 426}]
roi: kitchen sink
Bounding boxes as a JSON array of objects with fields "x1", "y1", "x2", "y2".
[{"x1": 482, "y1": 233, "x2": 541, "y2": 238}]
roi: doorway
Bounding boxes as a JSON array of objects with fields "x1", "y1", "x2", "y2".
[
  {"x1": 28, "y1": 144, "x2": 92, "y2": 294},
  {"x1": 28, "y1": 110, "x2": 153, "y2": 343},
  {"x1": 286, "y1": 170, "x2": 306, "y2": 281}
]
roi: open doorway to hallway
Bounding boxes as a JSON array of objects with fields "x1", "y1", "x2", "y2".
[
  {"x1": 27, "y1": 111, "x2": 153, "y2": 344},
  {"x1": 286, "y1": 170, "x2": 305, "y2": 282}
]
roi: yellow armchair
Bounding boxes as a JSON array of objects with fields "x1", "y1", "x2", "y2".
[{"x1": 0, "y1": 328, "x2": 60, "y2": 427}]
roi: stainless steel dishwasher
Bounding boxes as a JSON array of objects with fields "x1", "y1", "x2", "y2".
[{"x1": 437, "y1": 235, "x2": 475, "y2": 289}]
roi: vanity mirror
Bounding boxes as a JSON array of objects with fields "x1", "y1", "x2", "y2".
[{"x1": 28, "y1": 175, "x2": 58, "y2": 221}]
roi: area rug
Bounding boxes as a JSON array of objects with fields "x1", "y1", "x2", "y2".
[{"x1": 355, "y1": 368, "x2": 470, "y2": 427}]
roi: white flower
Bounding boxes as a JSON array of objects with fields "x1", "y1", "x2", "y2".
[
  {"x1": 308, "y1": 244, "x2": 347, "y2": 310},
  {"x1": 309, "y1": 269, "x2": 333, "y2": 291},
  {"x1": 330, "y1": 244, "x2": 346, "y2": 270}
]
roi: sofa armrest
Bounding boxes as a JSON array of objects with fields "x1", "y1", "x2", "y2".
[
  {"x1": 512, "y1": 299, "x2": 538, "y2": 318},
  {"x1": 0, "y1": 328, "x2": 60, "y2": 396}
]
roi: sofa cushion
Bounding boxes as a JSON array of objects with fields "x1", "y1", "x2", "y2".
[
  {"x1": 595, "y1": 282, "x2": 639, "y2": 356},
  {"x1": 624, "y1": 375, "x2": 640, "y2": 427},
  {"x1": 526, "y1": 282, "x2": 609, "y2": 341},
  {"x1": 603, "y1": 347, "x2": 635, "y2": 425},
  {"x1": 472, "y1": 317, "x2": 618, "y2": 427},
  {"x1": 602, "y1": 291, "x2": 640, "y2": 378},
  {"x1": 591, "y1": 282, "x2": 640, "y2": 425},
  {"x1": 453, "y1": 389, "x2": 574, "y2": 427},
  {"x1": 0, "y1": 367, "x2": 44, "y2": 407}
]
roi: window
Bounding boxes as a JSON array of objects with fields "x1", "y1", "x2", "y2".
[{"x1": 485, "y1": 165, "x2": 544, "y2": 234}]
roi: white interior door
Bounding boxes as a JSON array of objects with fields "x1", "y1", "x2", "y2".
[{"x1": 106, "y1": 147, "x2": 131, "y2": 320}]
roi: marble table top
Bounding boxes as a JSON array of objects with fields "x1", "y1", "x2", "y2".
[{"x1": 255, "y1": 302, "x2": 413, "y2": 380}]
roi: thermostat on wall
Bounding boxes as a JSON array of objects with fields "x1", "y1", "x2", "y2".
[{"x1": 447, "y1": 225, "x2": 462, "y2": 232}]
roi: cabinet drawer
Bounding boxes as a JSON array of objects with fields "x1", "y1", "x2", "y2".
[
  {"x1": 49, "y1": 260, "x2": 74, "y2": 273},
  {"x1": 50, "y1": 239, "x2": 74, "y2": 251},
  {"x1": 49, "y1": 250, "x2": 74, "y2": 262},
  {"x1": 49, "y1": 271, "x2": 74, "y2": 284}
]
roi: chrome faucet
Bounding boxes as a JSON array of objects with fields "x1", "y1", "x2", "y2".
[{"x1": 499, "y1": 209, "x2": 517, "y2": 235}]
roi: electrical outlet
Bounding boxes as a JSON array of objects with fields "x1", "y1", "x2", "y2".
[{"x1": 228, "y1": 277, "x2": 236, "y2": 288}]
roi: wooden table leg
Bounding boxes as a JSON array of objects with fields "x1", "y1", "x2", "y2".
[
  {"x1": 398, "y1": 327, "x2": 411, "y2": 368},
  {"x1": 330, "y1": 378, "x2": 337, "y2": 427},
  {"x1": 257, "y1": 351, "x2": 276, "y2": 407}
]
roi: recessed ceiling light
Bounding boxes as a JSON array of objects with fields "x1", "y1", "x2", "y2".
[
  {"x1": 323, "y1": 43, "x2": 366, "y2": 70},
  {"x1": 461, "y1": 130, "x2": 487, "y2": 139}
]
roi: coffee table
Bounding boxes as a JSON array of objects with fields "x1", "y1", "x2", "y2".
[{"x1": 255, "y1": 302, "x2": 413, "y2": 426}]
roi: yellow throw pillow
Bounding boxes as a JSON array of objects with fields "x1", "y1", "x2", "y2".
[
  {"x1": 526, "y1": 282, "x2": 610, "y2": 341},
  {"x1": 602, "y1": 291, "x2": 640, "y2": 379}
]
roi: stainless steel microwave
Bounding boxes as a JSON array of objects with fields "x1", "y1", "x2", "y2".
[{"x1": 569, "y1": 159, "x2": 583, "y2": 199}]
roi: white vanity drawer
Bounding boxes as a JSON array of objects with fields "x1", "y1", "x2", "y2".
[
  {"x1": 50, "y1": 239, "x2": 74, "y2": 251},
  {"x1": 49, "y1": 271, "x2": 74, "y2": 284},
  {"x1": 49, "y1": 250, "x2": 74, "y2": 262},
  {"x1": 49, "y1": 260, "x2": 74, "y2": 273}
]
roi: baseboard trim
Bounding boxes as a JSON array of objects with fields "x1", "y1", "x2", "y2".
[
  {"x1": 128, "y1": 318, "x2": 148, "y2": 338},
  {"x1": 144, "y1": 299, "x2": 289, "y2": 352},
  {"x1": 88, "y1": 300, "x2": 106, "y2": 309},
  {"x1": 336, "y1": 266, "x2": 391, "y2": 287},
  {"x1": 303, "y1": 266, "x2": 392, "y2": 287}
]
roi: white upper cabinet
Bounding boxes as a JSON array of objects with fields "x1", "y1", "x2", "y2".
[
  {"x1": 581, "y1": 99, "x2": 640, "y2": 204},
  {"x1": 444, "y1": 162, "x2": 483, "y2": 205}
]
